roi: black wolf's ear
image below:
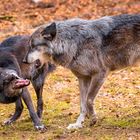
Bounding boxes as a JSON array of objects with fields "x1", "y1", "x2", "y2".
[{"x1": 41, "y1": 22, "x2": 56, "y2": 41}]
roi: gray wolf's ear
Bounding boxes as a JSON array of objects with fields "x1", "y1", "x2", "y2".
[{"x1": 41, "y1": 22, "x2": 56, "y2": 41}]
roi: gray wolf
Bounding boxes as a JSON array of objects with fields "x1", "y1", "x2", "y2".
[
  {"x1": 24, "y1": 14, "x2": 140, "y2": 129},
  {"x1": 0, "y1": 35, "x2": 55, "y2": 130}
]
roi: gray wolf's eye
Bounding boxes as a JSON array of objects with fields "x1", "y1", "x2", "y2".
[
  {"x1": 42, "y1": 34, "x2": 53, "y2": 41},
  {"x1": 41, "y1": 22, "x2": 56, "y2": 41}
]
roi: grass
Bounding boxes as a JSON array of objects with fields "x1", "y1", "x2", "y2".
[{"x1": 0, "y1": 66, "x2": 140, "y2": 139}]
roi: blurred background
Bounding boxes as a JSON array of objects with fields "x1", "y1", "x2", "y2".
[
  {"x1": 0, "y1": 1, "x2": 140, "y2": 140},
  {"x1": 0, "y1": 0, "x2": 139, "y2": 41}
]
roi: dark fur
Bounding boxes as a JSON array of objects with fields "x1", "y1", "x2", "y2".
[
  {"x1": 24, "y1": 14, "x2": 140, "y2": 129},
  {"x1": 0, "y1": 52, "x2": 22, "y2": 103},
  {"x1": 0, "y1": 35, "x2": 55, "y2": 130}
]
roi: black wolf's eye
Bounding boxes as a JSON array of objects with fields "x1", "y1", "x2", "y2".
[{"x1": 5, "y1": 74, "x2": 15, "y2": 82}]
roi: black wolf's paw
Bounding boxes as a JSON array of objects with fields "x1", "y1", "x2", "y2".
[
  {"x1": 35, "y1": 125, "x2": 47, "y2": 132},
  {"x1": 3, "y1": 119, "x2": 13, "y2": 125}
]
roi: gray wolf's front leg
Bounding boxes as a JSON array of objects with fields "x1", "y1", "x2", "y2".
[{"x1": 67, "y1": 77, "x2": 90, "y2": 129}]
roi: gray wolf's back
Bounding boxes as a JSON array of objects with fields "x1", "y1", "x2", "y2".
[{"x1": 55, "y1": 14, "x2": 140, "y2": 70}]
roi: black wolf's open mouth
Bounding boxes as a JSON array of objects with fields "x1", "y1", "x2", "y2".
[{"x1": 13, "y1": 79, "x2": 30, "y2": 89}]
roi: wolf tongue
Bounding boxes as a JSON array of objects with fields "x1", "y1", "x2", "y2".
[{"x1": 14, "y1": 79, "x2": 30, "y2": 89}]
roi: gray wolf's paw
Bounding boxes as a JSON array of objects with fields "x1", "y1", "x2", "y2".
[
  {"x1": 67, "y1": 123, "x2": 83, "y2": 130},
  {"x1": 90, "y1": 118, "x2": 97, "y2": 126}
]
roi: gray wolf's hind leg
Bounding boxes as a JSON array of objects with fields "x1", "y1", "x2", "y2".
[
  {"x1": 4, "y1": 98, "x2": 23, "y2": 125},
  {"x1": 86, "y1": 71, "x2": 107, "y2": 126},
  {"x1": 67, "y1": 71, "x2": 107, "y2": 129}
]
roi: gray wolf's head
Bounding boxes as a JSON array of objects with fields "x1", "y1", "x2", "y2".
[
  {"x1": 23, "y1": 22, "x2": 57, "y2": 65},
  {"x1": 23, "y1": 19, "x2": 92, "y2": 66}
]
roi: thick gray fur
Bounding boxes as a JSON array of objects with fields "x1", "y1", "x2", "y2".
[{"x1": 25, "y1": 14, "x2": 140, "y2": 129}]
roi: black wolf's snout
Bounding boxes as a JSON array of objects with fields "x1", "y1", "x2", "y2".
[{"x1": 12, "y1": 74, "x2": 20, "y2": 80}]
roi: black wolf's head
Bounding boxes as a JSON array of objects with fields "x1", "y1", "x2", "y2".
[
  {"x1": 0, "y1": 68, "x2": 30, "y2": 97},
  {"x1": 0, "y1": 53, "x2": 30, "y2": 97}
]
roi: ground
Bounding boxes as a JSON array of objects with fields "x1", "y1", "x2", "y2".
[{"x1": 0, "y1": 0, "x2": 140, "y2": 139}]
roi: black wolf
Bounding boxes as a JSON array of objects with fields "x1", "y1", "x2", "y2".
[
  {"x1": 0, "y1": 52, "x2": 30, "y2": 103},
  {"x1": 24, "y1": 14, "x2": 140, "y2": 129},
  {"x1": 0, "y1": 35, "x2": 55, "y2": 130}
]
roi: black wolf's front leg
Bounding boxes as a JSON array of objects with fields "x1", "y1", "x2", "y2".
[
  {"x1": 21, "y1": 88, "x2": 46, "y2": 131},
  {"x1": 4, "y1": 98, "x2": 23, "y2": 125},
  {"x1": 31, "y1": 63, "x2": 55, "y2": 119},
  {"x1": 32, "y1": 72, "x2": 45, "y2": 119}
]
